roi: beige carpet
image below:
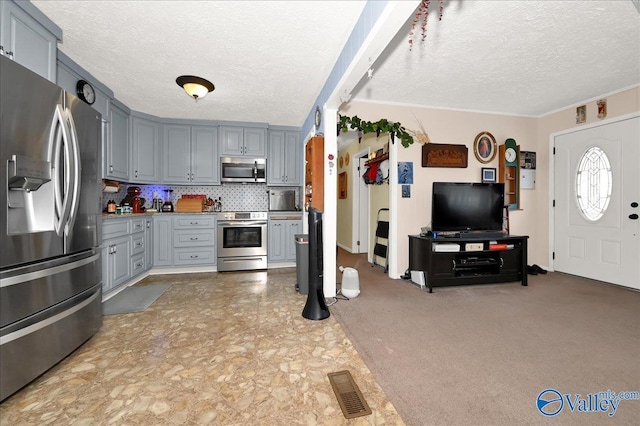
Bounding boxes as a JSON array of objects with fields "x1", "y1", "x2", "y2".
[{"x1": 331, "y1": 249, "x2": 640, "y2": 426}]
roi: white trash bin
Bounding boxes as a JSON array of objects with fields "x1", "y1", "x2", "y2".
[{"x1": 339, "y1": 266, "x2": 360, "y2": 298}]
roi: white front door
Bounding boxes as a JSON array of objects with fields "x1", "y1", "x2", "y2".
[{"x1": 553, "y1": 116, "x2": 639, "y2": 289}]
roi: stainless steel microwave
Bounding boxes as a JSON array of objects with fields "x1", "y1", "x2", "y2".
[{"x1": 220, "y1": 157, "x2": 266, "y2": 183}]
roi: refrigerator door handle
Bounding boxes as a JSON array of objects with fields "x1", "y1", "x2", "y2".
[
  {"x1": 50, "y1": 106, "x2": 65, "y2": 235},
  {"x1": 63, "y1": 108, "x2": 82, "y2": 236},
  {"x1": 53, "y1": 104, "x2": 75, "y2": 237}
]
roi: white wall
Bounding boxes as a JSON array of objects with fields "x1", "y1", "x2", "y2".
[{"x1": 341, "y1": 86, "x2": 640, "y2": 271}]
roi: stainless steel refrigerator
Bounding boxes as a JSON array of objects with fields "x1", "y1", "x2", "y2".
[{"x1": 0, "y1": 56, "x2": 102, "y2": 401}]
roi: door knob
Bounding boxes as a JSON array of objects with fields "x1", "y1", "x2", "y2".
[
  {"x1": 631, "y1": 202, "x2": 638, "y2": 208},
  {"x1": 629, "y1": 214, "x2": 639, "y2": 220}
]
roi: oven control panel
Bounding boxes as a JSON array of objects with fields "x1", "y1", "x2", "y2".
[{"x1": 218, "y1": 211, "x2": 267, "y2": 221}]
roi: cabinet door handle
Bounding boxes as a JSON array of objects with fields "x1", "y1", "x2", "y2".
[
  {"x1": 135, "y1": 170, "x2": 138, "y2": 178},
  {"x1": 452, "y1": 260, "x2": 456, "y2": 270},
  {"x1": 110, "y1": 165, "x2": 114, "y2": 172},
  {"x1": 190, "y1": 222, "x2": 199, "y2": 225},
  {"x1": 190, "y1": 255, "x2": 199, "y2": 259},
  {"x1": 500, "y1": 258, "x2": 504, "y2": 267},
  {"x1": 190, "y1": 237, "x2": 198, "y2": 240},
  {"x1": 136, "y1": 242, "x2": 143, "y2": 247}
]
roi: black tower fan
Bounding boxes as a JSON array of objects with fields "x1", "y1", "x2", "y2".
[{"x1": 302, "y1": 207, "x2": 330, "y2": 320}]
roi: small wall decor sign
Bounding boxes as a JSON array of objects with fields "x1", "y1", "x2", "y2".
[
  {"x1": 597, "y1": 99, "x2": 607, "y2": 119},
  {"x1": 576, "y1": 105, "x2": 586, "y2": 124},
  {"x1": 421, "y1": 143, "x2": 468, "y2": 168},
  {"x1": 402, "y1": 185, "x2": 411, "y2": 198}
]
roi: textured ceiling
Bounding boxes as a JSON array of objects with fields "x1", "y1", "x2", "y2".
[
  {"x1": 32, "y1": 0, "x2": 367, "y2": 126},
  {"x1": 354, "y1": 0, "x2": 640, "y2": 117},
  {"x1": 32, "y1": 1, "x2": 640, "y2": 127}
]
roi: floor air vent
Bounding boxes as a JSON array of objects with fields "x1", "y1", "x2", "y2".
[{"x1": 327, "y1": 370, "x2": 372, "y2": 419}]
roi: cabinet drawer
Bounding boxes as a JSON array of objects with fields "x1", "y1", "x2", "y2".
[
  {"x1": 131, "y1": 254, "x2": 145, "y2": 277},
  {"x1": 173, "y1": 247, "x2": 216, "y2": 266},
  {"x1": 131, "y1": 234, "x2": 145, "y2": 255},
  {"x1": 102, "y1": 219, "x2": 131, "y2": 240},
  {"x1": 173, "y1": 216, "x2": 215, "y2": 229},
  {"x1": 131, "y1": 218, "x2": 145, "y2": 234},
  {"x1": 172, "y1": 229, "x2": 215, "y2": 247}
]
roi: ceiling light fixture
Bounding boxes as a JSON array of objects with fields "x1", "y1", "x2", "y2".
[{"x1": 176, "y1": 75, "x2": 215, "y2": 100}]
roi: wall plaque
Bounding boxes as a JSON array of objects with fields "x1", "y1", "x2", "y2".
[{"x1": 421, "y1": 143, "x2": 468, "y2": 168}]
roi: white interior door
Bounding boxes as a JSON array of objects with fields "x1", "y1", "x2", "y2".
[
  {"x1": 354, "y1": 155, "x2": 369, "y2": 254},
  {"x1": 553, "y1": 116, "x2": 639, "y2": 289}
]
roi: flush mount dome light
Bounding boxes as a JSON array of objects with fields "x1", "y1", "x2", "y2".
[{"x1": 176, "y1": 75, "x2": 215, "y2": 100}]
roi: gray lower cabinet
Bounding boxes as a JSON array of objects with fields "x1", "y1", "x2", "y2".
[
  {"x1": 102, "y1": 216, "x2": 153, "y2": 295},
  {"x1": 101, "y1": 219, "x2": 131, "y2": 294},
  {"x1": 153, "y1": 214, "x2": 216, "y2": 267},
  {"x1": 130, "y1": 218, "x2": 146, "y2": 278},
  {"x1": 172, "y1": 215, "x2": 216, "y2": 266},
  {"x1": 0, "y1": 0, "x2": 61, "y2": 82},
  {"x1": 145, "y1": 217, "x2": 153, "y2": 270},
  {"x1": 153, "y1": 215, "x2": 173, "y2": 266},
  {"x1": 268, "y1": 219, "x2": 301, "y2": 262}
]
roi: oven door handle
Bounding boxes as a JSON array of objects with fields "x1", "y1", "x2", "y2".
[{"x1": 218, "y1": 221, "x2": 267, "y2": 227}]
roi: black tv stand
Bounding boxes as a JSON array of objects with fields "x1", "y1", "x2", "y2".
[
  {"x1": 408, "y1": 234, "x2": 528, "y2": 293},
  {"x1": 435, "y1": 231, "x2": 506, "y2": 239}
]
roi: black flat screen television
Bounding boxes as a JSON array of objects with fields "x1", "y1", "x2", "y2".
[{"x1": 431, "y1": 182, "x2": 505, "y2": 233}]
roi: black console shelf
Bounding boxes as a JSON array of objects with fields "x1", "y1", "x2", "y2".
[{"x1": 408, "y1": 234, "x2": 528, "y2": 293}]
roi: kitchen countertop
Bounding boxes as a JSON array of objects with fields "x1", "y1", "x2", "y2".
[
  {"x1": 103, "y1": 211, "x2": 304, "y2": 219},
  {"x1": 102, "y1": 212, "x2": 219, "y2": 219}
]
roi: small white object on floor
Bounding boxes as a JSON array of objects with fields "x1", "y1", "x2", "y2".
[{"x1": 339, "y1": 266, "x2": 360, "y2": 298}]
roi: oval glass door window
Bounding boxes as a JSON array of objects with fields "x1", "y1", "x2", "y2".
[{"x1": 575, "y1": 146, "x2": 612, "y2": 221}]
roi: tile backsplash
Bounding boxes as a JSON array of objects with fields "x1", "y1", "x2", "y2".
[{"x1": 103, "y1": 183, "x2": 299, "y2": 212}]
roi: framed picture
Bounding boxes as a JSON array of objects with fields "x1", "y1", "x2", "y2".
[
  {"x1": 576, "y1": 105, "x2": 586, "y2": 124},
  {"x1": 398, "y1": 162, "x2": 414, "y2": 184},
  {"x1": 338, "y1": 172, "x2": 347, "y2": 199},
  {"x1": 473, "y1": 131, "x2": 497, "y2": 164},
  {"x1": 481, "y1": 167, "x2": 496, "y2": 183}
]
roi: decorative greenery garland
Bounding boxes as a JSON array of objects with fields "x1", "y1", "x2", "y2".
[{"x1": 338, "y1": 115, "x2": 414, "y2": 148}]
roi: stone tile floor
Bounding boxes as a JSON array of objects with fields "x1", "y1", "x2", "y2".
[{"x1": 0, "y1": 269, "x2": 403, "y2": 425}]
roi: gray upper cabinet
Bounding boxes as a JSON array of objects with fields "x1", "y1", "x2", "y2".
[
  {"x1": 268, "y1": 130, "x2": 301, "y2": 186},
  {"x1": 163, "y1": 124, "x2": 219, "y2": 184},
  {"x1": 163, "y1": 124, "x2": 191, "y2": 183},
  {"x1": 105, "y1": 101, "x2": 130, "y2": 181},
  {"x1": 131, "y1": 115, "x2": 161, "y2": 183},
  {"x1": 0, "y1": 0, "x2": 61, "y2": 82},
  {"x1": 220, "y1": 126, "x2": 266, "y2": 157},
  {"x1": 191, "y1": 126, "x2": 219, "y2": 184}
]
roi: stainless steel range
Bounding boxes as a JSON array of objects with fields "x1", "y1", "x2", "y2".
[{"x1": 217, "y1": 212, "x2": 267, "y2": 271}]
